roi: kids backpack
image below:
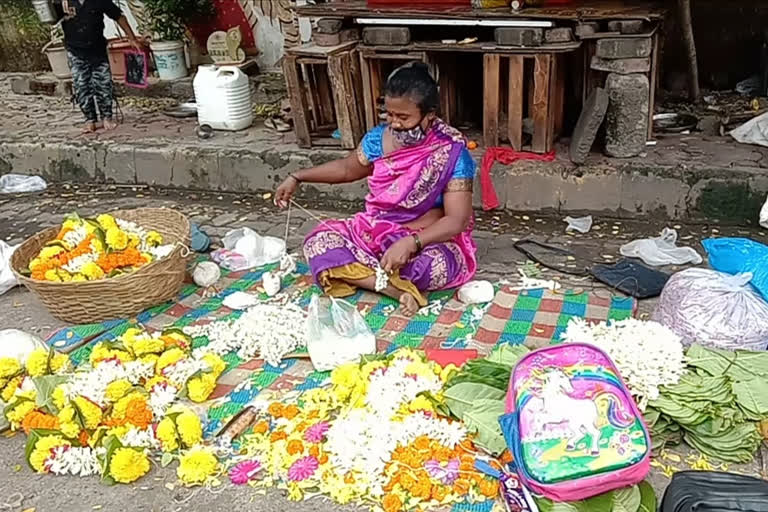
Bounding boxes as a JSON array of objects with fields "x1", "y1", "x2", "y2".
[{"x1": 499, "y1": 343, "x2": 650, "y2": 501}]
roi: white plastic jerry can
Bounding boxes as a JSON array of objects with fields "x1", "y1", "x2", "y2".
[{"x1": 193, "y1": 65, "x2": 254, "y2": 131}]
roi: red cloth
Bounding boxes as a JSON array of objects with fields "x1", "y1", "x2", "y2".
[
  {"x1": 425, "y1": 349, "x2": 478, "y2": 368},
  {"x1": 480, "y1": 147, "x2": 556, "y2": 210}
]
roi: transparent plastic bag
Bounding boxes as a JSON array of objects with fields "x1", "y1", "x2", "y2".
[
  {"x1": 652, "y1": 268, "x2": 768, "y2": 350},
  {"x1": 0, "y1": 241, "x2": 18, "y2": 295},
  {"x1": 0, "y1": 330, "x2": 46, "y2": 431},
  {"x1": 212, "y1": 227, "x2": 285, "y2": 271},
  {"x1": 306, "y1": 295, "x2": 376, "y2": 371},
  {"x1": 620, "y1": 228, "x2": 702, "y2": 266},
  {"x1": 0, "y1": 174, "x2": 47, "y2": 194}
]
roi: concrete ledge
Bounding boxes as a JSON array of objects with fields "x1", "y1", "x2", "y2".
[{"x1": 1, "y1": 138, "x2": 767, "y2": 225}]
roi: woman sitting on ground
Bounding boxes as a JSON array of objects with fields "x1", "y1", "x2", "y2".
[{"x1": 274, "y1": 62, "x2": 477, "y2": 317}]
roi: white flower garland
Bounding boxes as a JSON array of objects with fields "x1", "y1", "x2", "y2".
[
  {"x1": 47, "y1": 446, "x2": 104, "y2": 477},
  {"x1": 184, "y1": 303, "x2": 307, "y2": 367},
  {"x1": 561, "y1": 317, "x2": 686, "y2": 410},
  {"x1": 64, "y1": 360, "x2": 155, "y2": 407}
]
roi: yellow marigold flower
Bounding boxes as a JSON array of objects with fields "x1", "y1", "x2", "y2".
[
  {"x1": 50, "y1": 353, "x2": 69, "y2": 374},
  {"x1": 28, "y1": 257, "x2": 43, "y2": 272},
  {"x1": 44, "y1": 269, "x2": 61, "y2": 282},
  {"x1": 440, "y1": 363, "x2": 459, "y2": 383},
  {"x1": 57, "y1": 269, "x2": 73, "y2": 282},
  {"x1": 139, "y1": 354, "x2": 160, "y2": 366},
  {"x1": 61, "y1": 218, "x2": 79, "y2": 231},
  {"x1": 112, "y1": 391, "x2": 145, "y2": 420},
  {"x1": 39, "y1": 246, "x2": 65, "y2": 261},
  {"x1": 107, "y1": 425, "x2": 130, "y2": 440},
  {"x1": 187, "y1": 373, "x2": 216, "y2": 403},
  {"x1": 96, "y1": 214, "x2": 118, "y2": 231},
  {"x1": 2, "y1": 376, "x2": 24, "y2": 403},
  {"x1": 81, "y1": 261, "x2": 105, "y2": 281},
  {"x1": 156, "y1": 417, "x2": 179, "y2": 452},
  {"x1": 176, "y1": 410, "x2": 203, "y2": 448},
  {"x1": 71, "y1": 273, "x2": 87, "y2": 282},
  {"x1": 90, "y1": 238, "x2": 105, "y2": 254},
  {"x1": 89, "y1": 343, "x2": 133, "y2": 366},
  {"x1": 25, "y1": 348, "x2": 50, "y2": 378},
  {"x1": 331, "y1": 364, "x2": 361, "y2": 390},
  {"x1": 109, "y1": 447, "x2": 150, "y2": 484},
  {"x1": 7, "y1": 400, "x2": 36, "y2": 427},
  {"x1": 0, "y1": 357, "x2": 21, "y2": 379},
  {"x1": 104, "y1": 379, "x2": 132, "y2": 403},
  {"x1": 30, "y1": 435, "x2": 70, "y2": 473},
  {"x1": 52, "y1": 386, "x2": 68, "y2": 410},
  {"x1": 361, "y1": 360, "x2": 387, "y2": 377},
  {"x1": 201, "y1": 353, "x2": 226, "y2": 379},
  {"x1": 156, "y1": 347, "x2": 186, "y2": 374},
  {"x1": 177, "y1": 447, "x2": 219, "y2": 486},
  {"x1": 121, "y1": 327, "x2": 144, "y2": 347},
  {"x1": 133, "y1": 338, "x2": 164, "y2": 358},
  {"x1": 128, "y1": 234, "x2": 141, "y2": 249},
  {"x1": 105, "y1": 227, "x2": 129, "y2": 251},
  {"x1": 145, "y1": 231, "x2": 163, "y2": 247},
  {"x1": 404, "y1": 361, "x2": 435, "y2": 379},
  {"x1": 60, "y1": 421, "x2": 80, "y2": 438},
  {"x1": 73, "y1": 396, "x2": 102, "y2": 430}
]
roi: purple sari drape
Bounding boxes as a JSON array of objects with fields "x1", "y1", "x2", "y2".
[{"x1": 303, "y1": 121, "x2": 477, "y2": 292}]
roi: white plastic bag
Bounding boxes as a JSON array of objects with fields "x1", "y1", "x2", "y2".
[
  {"x1": 652, "y1": 268, "x2": 768, "y2": 350},
  {"x1": 0, "y1": 241, "x2": 18, "y2": 295},
  {"x1": 214, "y1": 227, "x2": 286, "y2": 271},
  {"x1": 306, "y1": 296, "x2": 376, "y2": 371},
  {"x1": 564, "y1": 215, "x2": 593, "y2": 233},
  {"x1": 0, "y1": 174, "x2": 47, "y2": 194},
  {"x1": 760, "y1": 195, "x2": 768, "y2": 229},
  {"x1": 620, "y1": 228, "x2": 702, "y2": 266}
]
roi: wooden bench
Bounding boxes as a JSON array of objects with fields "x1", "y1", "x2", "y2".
[{"x1": 282, "y1": 41, "x2": 365, "y2": 149}]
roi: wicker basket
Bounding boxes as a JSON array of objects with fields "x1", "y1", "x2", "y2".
[{"x1": 11, "y1": 208, "x2": 191, "y2": 324}]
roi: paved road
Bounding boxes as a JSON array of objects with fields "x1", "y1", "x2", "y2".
[{"x1": 0, "y1": 185, "x2": 765, "y2": 512}]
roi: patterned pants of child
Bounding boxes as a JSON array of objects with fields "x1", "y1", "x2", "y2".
[{"x1": 67, "y1": 51, "x2": 114, "y2": 123}]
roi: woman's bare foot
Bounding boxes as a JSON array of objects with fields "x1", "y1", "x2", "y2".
[
  {"x1": 399, "y1": 292, "x2": 419, "y2": 317},
  {"x1": 81, "y1": 122, "x2": 97, "y2": 134},
  {"x1": 103, "y1": 118, "x2": 118, "y2": 130}
]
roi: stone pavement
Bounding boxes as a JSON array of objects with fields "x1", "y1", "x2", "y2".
[
  {"x1": 0, "y1": 185, "x2": 766, "y2": 511},
  {"x1": 3, "y1": 72, "x2": 768, "y2": 223}
]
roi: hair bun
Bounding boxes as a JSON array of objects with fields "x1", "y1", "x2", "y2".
[{"x1": 388, "y1": 60, "x2": 431, "y2": 81}]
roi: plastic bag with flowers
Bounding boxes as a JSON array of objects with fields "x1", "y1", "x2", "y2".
[{"x1": 26, "y1": 213, "x2": 173, "y2": 282}]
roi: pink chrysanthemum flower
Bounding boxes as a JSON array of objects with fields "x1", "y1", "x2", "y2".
[
  {"x1": 424, "y1": 458, "x2": 460, "y2": 485},
  {"x1": 229, "y1": 460, "x2": 262, "y2": 485},
  {"x1": 287, "y1": 456, "x2": 319, "y2": 482},
  {"x1": 303, "y1": 421, "x2": 329, "y2": 443}
]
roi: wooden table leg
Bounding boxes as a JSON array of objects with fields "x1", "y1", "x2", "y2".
[
  {"x1": 648, "y1": 32, "x2": 660, "y2": 139},
  {"x1": 328, "y1": 53, "x2": 355, "y2": 149},
  {"x1": 507, "y1": 55, "x2": 524, "y2": 151},
  {"x1": 283, "y1": 54, "x2": 311, "y2": 148},
  {"x1": 532, "y1": 53, "x2": 552, "y2": 153},
  {"x1": 483, "y1": 54, "x2": 501, "y2": 148}
]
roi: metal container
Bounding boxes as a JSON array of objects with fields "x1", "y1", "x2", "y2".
[{"x1": 32, "y1": 0, "x2": 61, "y2": 25}]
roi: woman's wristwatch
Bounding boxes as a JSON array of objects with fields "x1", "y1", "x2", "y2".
[{"x1": 411, "y1": 233, "x2": 423, "y2": 252}]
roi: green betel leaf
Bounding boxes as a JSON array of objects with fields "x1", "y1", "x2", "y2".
[
  {"x1": 24, "y1": 428, "x2": 66, "y2": 468},
  {"x1": 534, "y1": 497, "x2": 554, "y2": 512},
  {"x1": 732, "y1": 379, "x2": 768, "y2": 419},
  {"x1": 32, "y1": 375, "x2": 69, "y2": 414},
  {"x1": 614, "y1": 485, "x2": 641, "y2": 512},
  {"x1": 461, "y1": 398, "x2": 507, "y2": 455},
  {"x1": 160, "y1": 452, "x2": 175, "y2": 468},
  {"x1": 443, "y1": 382, "x2": 505, "y2": 420},
  {"x1": 577, "y1": 491, "x2": 614, "y2": 512},
  {"x1": 638, "y1": 481, "x2": 657, "y2": 512},
  {"x1": 485, "y1": 344, "x2": 530, "y2": 368},
  {"x1": 551, "y1": 501, "x2": 580, "y2": 512},
  {"x1": 100, "y1": 434, "x2": 124, "y2": 486}
]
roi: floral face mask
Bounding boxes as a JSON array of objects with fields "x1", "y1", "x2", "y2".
[{"x1": 390, "y1": 115, "x2": 428, "y2": 146}]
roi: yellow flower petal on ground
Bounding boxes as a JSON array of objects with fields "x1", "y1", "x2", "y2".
[{"x1": 109, "y1": 447, "x2": 150, "y2": 484}]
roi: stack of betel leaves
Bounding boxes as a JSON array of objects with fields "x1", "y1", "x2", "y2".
[
  {"x1": 645, "y1": 344, "x2": 768, "y2": 462},
  {"x1": 440, "y1": 345, "x2": 530, "y2": 455},
  {"x1": 534, "y1": 481, "x2": 656, "y2": 512}
]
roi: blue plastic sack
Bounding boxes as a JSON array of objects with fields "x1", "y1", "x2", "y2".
[{"x1": 702, "y1": 237, "x2": 768, "y2": 301}]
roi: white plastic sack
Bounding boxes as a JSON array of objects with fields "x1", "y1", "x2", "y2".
[
  {"x1": 760, "y1": 195, "x2": 768, "y2": 229},
  {"x1": 0, "y1": 241, "x2": 18, "y2": 295},
  {"x1": 0, "y1": 330, "x2": 47, "y2": 431},
  {"x1": 620, "y1": 228, "x2": 702, "y2": 266},
  {"x1": 0, "y1": 174, "x2": 47, "y2": 194},
  {"x1": 731, "y1": 111, "x2": 768, "y2": 148},
  {"x1": 652, "y1": 268, "x2": 768, "y2": 351},
  {"x1": 220, "y1": 227, "x2": 285, "y2": 271},
  {"x1": 458, "y1": 280, "x2": 495, "y2": 304},
  {"x1": 306, "y1": 296, "x2": 375, "y2": 372}
]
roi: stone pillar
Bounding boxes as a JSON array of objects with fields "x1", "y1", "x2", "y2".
[{"x1": 605, "y1": 73, "x2": 649, "y2": 158}]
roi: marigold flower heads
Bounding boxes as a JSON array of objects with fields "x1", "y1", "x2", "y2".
[
  {"x1": 109, "y1": 447, "x2": 150, "y2": 484},
  {"x1": 177, "y1": 447, "x2": 219, "y2": 486}
]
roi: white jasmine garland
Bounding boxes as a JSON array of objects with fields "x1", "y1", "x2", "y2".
[
  {"x1": 184, "y1": 303, "x2": 307, "y2": 367},
  {"x1": 64, "y1": 359, "x2": 155, "y2": 406},
  {"x1": 120, "y1": 427, "x2": 159, "y2": 450},
  {"x1": 62, "y1": 225, "x2": 87, "y2": 250},
  {"x1": 148, "y1": 382, "x2": 178, "y2": 418},
  {"x1": 47, "y1": 446, "x2": 103, "y2": 477},
  {"x1": 561, "y1": 317, "x2": 686, "y2": 410},
  {"x1": 62, "y1": 252, "x2": 97, "y2": 274}
]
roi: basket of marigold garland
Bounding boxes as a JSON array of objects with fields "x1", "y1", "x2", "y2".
[{"x1": 11, "y1": 208, "x2": 190, "y2": 324}]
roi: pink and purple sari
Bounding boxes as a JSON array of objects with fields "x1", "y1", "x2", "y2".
[{"x1": 303, "y1": 121, "x2": 477, "y2": 303}]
